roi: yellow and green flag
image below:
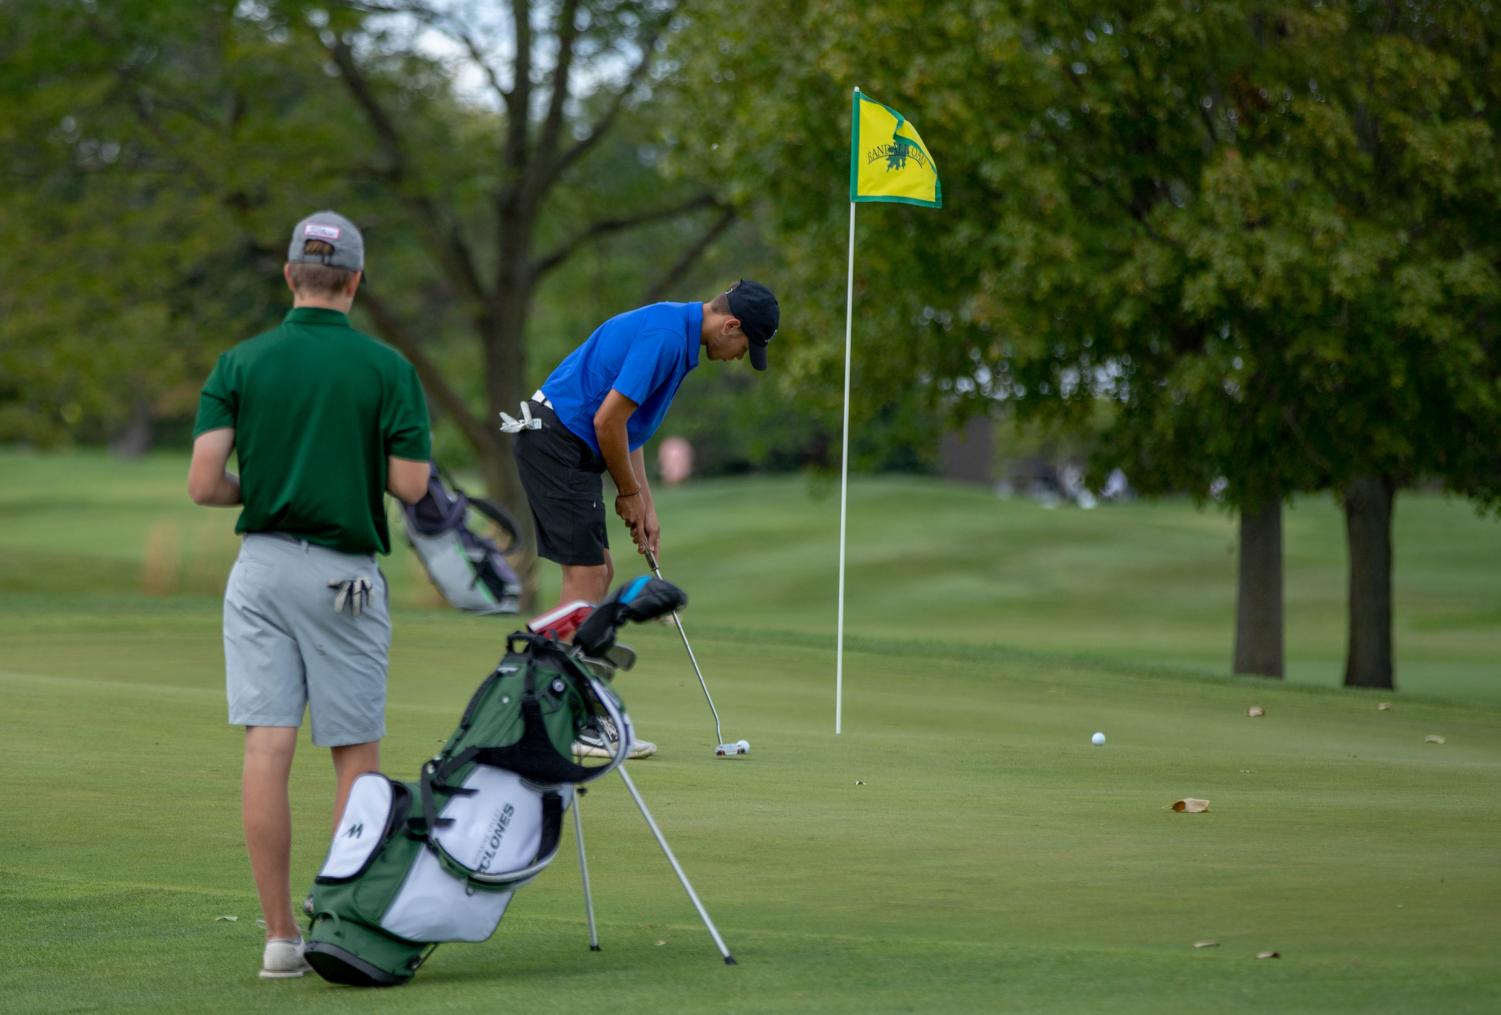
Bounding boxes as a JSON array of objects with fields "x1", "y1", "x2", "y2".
[{"x1": 849, "y1": 90, "x2": 941, "y2": 208}]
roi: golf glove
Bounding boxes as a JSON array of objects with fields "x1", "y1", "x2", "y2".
[
  {"x1": 498, "y1": 402, "x2": 542, "y2": 434},
  {"x1": 328, "y1": 577, "x2": 373, "y2": 617}
]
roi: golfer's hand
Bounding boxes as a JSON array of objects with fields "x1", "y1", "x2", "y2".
[
  {"x1": 614, "y1": 491, "x2": 648, "y2": 548},
  {"x1": 641, "y1": 509, "x2": 660, "y2": 559}
]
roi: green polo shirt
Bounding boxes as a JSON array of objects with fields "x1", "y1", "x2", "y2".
[{"x1": 193, "y1": 307, "x2": 430, "y2": 555}]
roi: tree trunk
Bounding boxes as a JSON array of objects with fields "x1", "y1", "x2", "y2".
[
  {"x1": 484, "y1": 252, "x2": 541, "y2": 610},
  {"x1": 109, "y1": 398, "x2": 154, "y2": 458},
  {"x1": 1233, "y1": 499, "x2": 1284, "y2": 678},
  {"x1": 1343, "y1": 475, "x2": 1396, "y2": 690},
  {"x1": 938, "y1": 416, "x2": 995, "y2": 486}
]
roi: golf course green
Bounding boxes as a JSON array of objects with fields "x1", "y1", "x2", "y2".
[{"x1": 2, "y1": 450, "x2": 1498, "y2": 1012}]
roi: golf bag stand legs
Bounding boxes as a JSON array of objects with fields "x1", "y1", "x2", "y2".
[
  {"x1": 617, "y1": 766, "x2": 737, "y2": 965},
  {"x1": 572, "y1": 788, "x2": 600, "y2": 951}
]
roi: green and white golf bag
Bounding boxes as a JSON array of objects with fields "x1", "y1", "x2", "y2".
[{"x1": 303, "y1": 631, "x2": 635, "y2": 987}]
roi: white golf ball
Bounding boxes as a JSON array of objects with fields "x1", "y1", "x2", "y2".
[
  {"x1": 737, "y1": 739, "x2": 750, "y2": 754},
  {"x1": 1091, "y1": 732, "x2": 1106, "y2": 746}
]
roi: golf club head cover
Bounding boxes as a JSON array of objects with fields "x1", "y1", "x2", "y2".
[
  {"x1": 572, "y1": 577, "x2": 687, "y2": 656},
  {"x1": 617, "y1": 576, "x2": 686, "y2": 623}
]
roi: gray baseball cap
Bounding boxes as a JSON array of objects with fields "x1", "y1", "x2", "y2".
[{"x1": 287, "y1": 210, "x2": 364, "y2": 272}]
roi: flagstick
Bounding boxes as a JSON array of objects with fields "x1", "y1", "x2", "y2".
[{"x1": 836, "y1": 196, "x2": 856, "y2": 735}]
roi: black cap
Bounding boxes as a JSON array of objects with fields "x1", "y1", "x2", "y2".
[{"x1": 724, "y1": 279, "x2": 779, "y2": 371}]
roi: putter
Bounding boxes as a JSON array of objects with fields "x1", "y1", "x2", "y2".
[{"x1": 643, "y1": 548, "x2": 748, "y2": 758}]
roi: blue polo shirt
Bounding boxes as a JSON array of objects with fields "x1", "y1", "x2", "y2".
[{"x1": 540, "y1": 301, "x2": 702, "y2": 455}]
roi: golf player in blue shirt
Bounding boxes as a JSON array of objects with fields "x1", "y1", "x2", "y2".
[
  {"x1": 514, "y1": 280, "x2": 779, "y2": 616},
  {"x1": 513, "y1": 280, "x2": 777, "y2": 757}
]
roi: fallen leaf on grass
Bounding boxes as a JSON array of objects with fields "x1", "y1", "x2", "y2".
[
  {"x1": 655, "y1": 940, "x2": 667, "y2": 947},
  {"x1": 1255, "y1": 951, "x2": 1280, "y2": 960},
  {"x1": 1193, "y1": 941, "x2": 1219, "y2": 949},
  {"x1": 1246, "y1": 706, "x2": 1265, "y2": 718},
  {"x1": 215, "y1": 915, "x2": 239, "y2": 922},
  {"x1": 1424, "y1": 735, "x2": 1446, "y2": 744},
  {"x1": 1172, "y1": 798, "x2": 1211, "y2": 813},
  {"x1": 1377, "y1": 702, "x2": 1392, "y2": 711}
]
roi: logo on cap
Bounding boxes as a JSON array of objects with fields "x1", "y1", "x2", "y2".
[{"x1": 304, "y1": 223, "x2": 341, "y2": 241}]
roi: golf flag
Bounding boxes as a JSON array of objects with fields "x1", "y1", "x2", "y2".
[
  {"x1": 850, "y1": 91, "x2": 941, "y2": 207},
  {"x1": 836, "y1": 87, "x2": 942, "y2": 736}
]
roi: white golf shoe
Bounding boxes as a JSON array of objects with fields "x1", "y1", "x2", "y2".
[
  {"x1": 259, "y1": 936, "x2": 311, "y2": 979},
  {"x1": 571, "y1": 717, "x2": 656, "y2": 759}
]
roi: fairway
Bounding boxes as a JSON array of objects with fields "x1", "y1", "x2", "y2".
[{"x1": 2, "y1": 452, "x2": 1499, "y2": 1013}]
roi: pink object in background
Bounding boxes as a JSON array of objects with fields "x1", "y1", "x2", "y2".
[{"x1": 658, "y1": 436, "x2": 695, "y2": 486}]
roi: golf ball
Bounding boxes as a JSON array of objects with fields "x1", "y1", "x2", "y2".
[
  {"x1": 737, "y1": 739, "x2": 750, "y2": 754},
  {"x1": 1091, "y1": 732, "x2": 1106, "y2": 746}
]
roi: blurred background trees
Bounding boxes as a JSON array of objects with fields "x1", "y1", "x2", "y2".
[{"x1": 3, "y1": 0, "x2": 1497, "y2": 687}]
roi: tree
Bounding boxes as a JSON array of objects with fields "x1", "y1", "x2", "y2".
[
  {"x1": 2, "y1": 0, "x2": 743, "y2": 601},
  {"x1": 665, "y1": 0, "x2": 1320, "y2": 676},
  {"x1": 305, "y1": 1, "x2": 736, "y2": 511},
  {"x1": 1121, "y1": 2, "x2": 1501, "y2": 688},
  {"x1": 665, "y1": 0, "x2": 1501, "y2": 688}
]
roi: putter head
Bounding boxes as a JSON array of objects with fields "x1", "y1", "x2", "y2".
[{"x1": 714, "y1": 741, "x2": 747, "y2": 758}]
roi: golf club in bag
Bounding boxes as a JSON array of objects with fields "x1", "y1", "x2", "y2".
[
  {"x1": 302, "y1": 575, "x2": 736, "y2": 987},
  {"x1": 401, "y1": 461, "x2": 523, "y2": 614},
  {"x1": 643, "y1": 550, "x2": 748, "y2": 758}
]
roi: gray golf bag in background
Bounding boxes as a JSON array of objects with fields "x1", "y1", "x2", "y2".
[{"x1": 401, "y1": 462, "x2": 523, "y2": 615}]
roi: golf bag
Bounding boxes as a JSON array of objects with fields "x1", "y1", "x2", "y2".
[
  {"x1": 303, "y1": 578, "x2": 687, "y2": 987},
  {"x1": 401, "y1": 462, "x2": 523, "y2": 615}
]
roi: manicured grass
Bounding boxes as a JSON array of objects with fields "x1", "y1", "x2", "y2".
[{"x1": 1, "y1": 450, "x2": 1499, "y2": 1012}]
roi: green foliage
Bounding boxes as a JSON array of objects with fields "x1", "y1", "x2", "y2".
[
  {"x1": 662, "y1": 1, "x2": 1501, "y2": 505},
  {"x1": 0, "y1": 0, "x2": 734, "y2": 485},
  {"x1": 0, "y1": 0, "x2": 430, "y2": 443}
]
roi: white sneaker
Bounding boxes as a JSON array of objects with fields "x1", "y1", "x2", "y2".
[
  {"x1": 259, "y1": 936, "x2": 310, "y2": 979},
  {"x1": 571, "y1": 717, "x2": 657, "y2": 760}
]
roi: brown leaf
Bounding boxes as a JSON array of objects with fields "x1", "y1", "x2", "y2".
[
  {"x1": 1246, "y1": 706, "x2": 1265, "y2": 717},
  {"x1": 1424, "y1": 734, "x2": 1446, "y2": 744},
  {"x1": 1376, "y1": 702, "x2": 1392, "y2": 711},
  {"x1": 1193, "y1": 940, "x2": 1219, "y2": 949},
  {"x1": 1255, "y1": 951, "x2": 1280, "y2": 960},
  {"x1": 1172, "y1": 798, "x2": 1211, "y2": 813}
]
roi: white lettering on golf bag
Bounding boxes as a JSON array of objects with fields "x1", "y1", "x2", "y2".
[
  {"x1": 472, "y1": 803, "x2": 516, "y2": 872},
  {"x1": 380, "y1": 767, "x2": 551, "y2": 943}
]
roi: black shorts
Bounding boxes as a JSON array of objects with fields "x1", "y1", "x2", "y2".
[{"x1": 514, "y1": 401, "x2": 609, "y2": 566}]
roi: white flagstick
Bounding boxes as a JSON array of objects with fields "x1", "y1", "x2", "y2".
[{"x1": 836, "y1": 133, "x2": 859, "y2": 734}]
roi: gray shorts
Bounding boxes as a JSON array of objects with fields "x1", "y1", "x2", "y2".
[{"x1": 223, "y1": 533, "x2": 391, "y2": 747}]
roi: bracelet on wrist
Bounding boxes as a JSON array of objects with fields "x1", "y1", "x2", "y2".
[{"x1": 616, "y1": 489, "x2": 641, "y2": 498}]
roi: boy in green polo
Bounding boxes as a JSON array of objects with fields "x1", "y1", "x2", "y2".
[{"x1": 189, "y1": 210, "x2": 431, "y2": 979}]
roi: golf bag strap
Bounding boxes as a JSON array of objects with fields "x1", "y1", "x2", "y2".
[
  {"x1": 433, "y1": 462, "x2": 523, "y2": 552},
  {"x1": 441, "y1": 641, "x2": 545, "y2": 751},
  {"x1": 414, "y1": 757, "x2": 478, "y2": 836},
  {"x1": 491, "y1": 641, "x2": 632, "y2": 783},
  {"x1": 404, "y1": 462, "x2": 470, "y2": 534},
  {"x1": 464, "y1": 497, "x2": 523, "y2": 554}
]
